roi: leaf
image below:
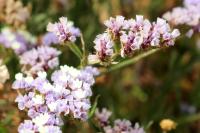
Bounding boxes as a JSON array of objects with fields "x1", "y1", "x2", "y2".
[
  {"x1": 88, "y1": 95, "x2": 100, "y2": 119},
  {"x1": 68, "y1": 43, "x2": 83, "y2": 60}
]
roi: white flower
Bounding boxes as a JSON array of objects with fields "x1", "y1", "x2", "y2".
[
  {"x1": 37, "y1": 71, "x2": 47, "y2": 79},
  {"x1": 72, "y1": 89, "x2": 87, "y2": 99},
  {"x1": 32, "y1": 95, "x2": 44, "y2": 105},
  {"x1": 15, "y1": 73, "x2": 23, "y2": 80},
  {"x1": 48, "y1": 102, "x2": 58, "y2": 112},
  {"x1": 32, "y1": 113, "x2": 50, "y2": 127}
]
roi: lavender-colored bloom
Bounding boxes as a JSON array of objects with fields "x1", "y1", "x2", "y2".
[
  {"x1": 89, "y1": 33, "x2": 114, "y2": 62},
  {"x1": 39, "y1": 125, "x2": 62, "y2": 133},
  {"x1": 95, "y1": 108, "x2": 112, "y2": 126},
  {"x1": 104, "y1": 120, "x2": 145, "y2": 133},
  {"x1": 0, "y1": 27, "x2": 36, "y2": 55},
  {"x1": 18, "y1": 120, "x2": 37, "y2": 133},
  {"x1": 19, "y1": 46, "x2": 61, "y2": 75},
  {"x1": 47, "y1": 17, "x2": 80, "y2": 43},
  {"x1": 89, "y1": 15, "x2": 180, "y2": 63},
  {"x1": 120, "y1": 31, "x2": 142, "y2": 57},
  {"x1": 113, "y1": 119, "x2": 133, "y2": 132},
  {"x1": 96, "y1": 108, "x2": 145, "y2": 133},
  {"x1": 50, "y1": 65, "x2": 95, "y2": 120},
  {"x1": 42, "y1": 32, "x2": 59, "y2": 46},
  {"x1": 104, "y1": 16, "x2": 125, "y2": 38},
  {"x1": 184, "y1": 0, "x2": 200, "y2": 6},
  {"x1": 12, "y1": 73, "x2": 34, "y2": 90},
  {"x1": 132, "y1": 123, "x2": 146, "y2": 133},
  {"x1": 13, "y1": 65, "x2": 96, "y2": 132},
  {"x1": 120, "y1": 16, "x2": 180, "y2": 57},
  {"x1": 163, "y1": 0, "x2": 200, "y2": 37}
]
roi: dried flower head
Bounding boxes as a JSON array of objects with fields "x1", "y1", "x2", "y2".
[
  {"x1": 0, "y1": 59, "x2": 10, "y2": 84},
  {"x1": 0, "y1": 0, "x2": 30, "y2": 27}
]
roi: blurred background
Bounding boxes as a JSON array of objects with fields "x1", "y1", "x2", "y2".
[{"x1": 0, "y1": 0, "x2": 200, "y2": 132}]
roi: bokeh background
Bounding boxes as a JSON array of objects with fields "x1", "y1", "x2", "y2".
[{"x1": 0, "y1": 0, "x2": 200, "y2": 132}]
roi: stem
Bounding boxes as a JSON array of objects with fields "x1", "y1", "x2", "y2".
[
  {"x1": 67, "y1": 43, "x2": 83, "y2": 59},
  {"x1": 80, "y1": 34, "x2": 87, "y2": 67},
  {"x1": 101, "y1": 48, "x2": 160, "y2": 74}
]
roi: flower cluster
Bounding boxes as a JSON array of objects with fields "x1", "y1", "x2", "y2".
[
  {"x1": 19, "y1": 46, "x2": 61, "y2": 75},
  {"x1": 0, "y1": 59, "x2": 10, "y2": 84},
  {"x1": 0, "y1": 0, "x2": 30, "y2": 27},
  {"x1": 95, "y1": 108, "x2": 145, "y2": 133},
  {"x1": 12, "y1": 65, "x2": 98, "y2": 133},
  {"x1": 47, "y1": 17, "x2": 80, "y2": 43},
  {"x1": 163, "y1": 0, "x2": 200, "y2": 37},
  {"x1": 0, "y1": 27, "x2": 36, "y2": 55},
  {"x1": 88, "y1": 33, "x2": 114, "y2": 63},
  {"x1": 89, "y1": 15, "x2": 180, "y2": 64}
]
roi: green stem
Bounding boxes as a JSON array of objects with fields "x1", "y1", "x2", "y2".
[
  {"x1": 101, "y1": 48, "x2": 160, "y2": 74},
  {"x1": 67, "y1": 43, "x2": 83, "y2": 59},
  {"x1": 80, "y1": 34, "x2": 87, "y2": 67}
]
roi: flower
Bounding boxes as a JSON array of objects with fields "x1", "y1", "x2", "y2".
[
  {"x1": 0, "y1": 59, "x2": 10, "y2": 84},
  {"x1": 184, "y1": 0, "x2": 200, "y2": 7},
  {"x1": 13, "y1": 65, "x2": 97, "y2": 132},
  {"x1": 18, "y1": 120, "x2": 37, "y2": 133},
  {"x1": 104, "y1": 16, "x2": 125, "y2": 38},
  {"x1": 19, "y1": 46, "x2": 61, "y2": 75},
  {"x1": 160, "y1": 119, "x2": 177, "y2": 132},
  {"x1": 89, "y1": 15, "x2": 180, "y2": 63},
  {"x1": 0, "y1": 27, "x2": 36, "y2": 55},
  {"x1": 89, "y1": 33, "x2": 114, "y2": 63},
  {"x1": 163, "y1": 0, "x2": 200, "y2": 37},
  {"x1": 47, "y1": 17, "x2": 80, "y2": 43},
  {"x1": 95, "y1": 108, "x2": 145, "y2": 133},
  {"x1": 95, "y1": 108, "x2": 112, "y2": 126}
]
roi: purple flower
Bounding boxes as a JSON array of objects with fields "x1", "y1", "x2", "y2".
[
  {"x1": 163, "y1": 0, "x2": 200, "y2": 37},
  {"x1": 104, "y1": 16, "x2": 125, "y2": 38},
  {"x1": 18, "y1": 120, "x2": 38, "y2": 133},
  {"x1": 13, "y1": 65, "x2": 96, "y2": 132},
  {"x1": 89, "y1": 33, "x2": 114, "y2": 62},
  {"x1": 19, "y1": 46, "x2": 61, "y2": 75},
  {"x1": 184, "y1": 0, "x2": 200, "y2": 6},
  {"x1": 96, "y1": 108, "x2": 145, "y2": 133},
  {"x1": 95, "y1": 108, "x2": 112, "y2": 126},
  {"x1": 0, "y1": 27, "x2": 36, "y2": 55},
  {"x1": 89, "y1": 15, "x2": 180, "y2": 63},
  {"x1": 47, "y1": 17, "x2": 80, "y2": 43}
]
